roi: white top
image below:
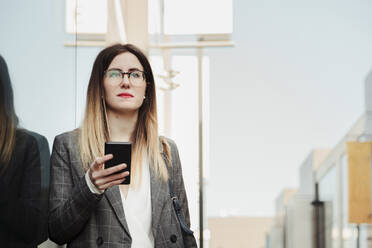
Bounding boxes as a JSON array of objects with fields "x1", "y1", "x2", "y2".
[{"x1": 85, "y1": 157, "x2": 154, "y2": 247}]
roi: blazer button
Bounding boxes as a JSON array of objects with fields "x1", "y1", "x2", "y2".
[
  {"x1": 96, "y1": 236, "x2": 104, "y2": 246},
  {"x1": 170, "y1": 234, "x2": 177, "y2": 243}
]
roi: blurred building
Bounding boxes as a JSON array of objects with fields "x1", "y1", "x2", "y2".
[
  {"x1": 268, "y1": 188, "x2": 297, "y2": 248},
  {"x1": 268, "y1": 70, "x2": 372, "y2": 248},
  {"x1": 208, "y1": 217, "x2": 272, "y2": 248},
  {"x1": 315, "y1": 70, "x2": 372, "y2": 248}
]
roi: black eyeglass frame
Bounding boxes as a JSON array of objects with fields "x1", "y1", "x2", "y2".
[{"x1": 104, "y1": 69, "x2": 147, "y2": 82}]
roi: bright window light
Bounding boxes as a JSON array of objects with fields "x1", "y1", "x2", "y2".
[
  {"x1": 66, "y1": 0, "x2": 107, "y2": 34},
  {"x1": 148, "y1": 0, "x2": 162, "y2": 35},
  {"x1": 163, "y1": 0, "x2": 233, "y2": 35},
  {"x1": 66, "y1": 0, "x2": 232, "y2": 36}
]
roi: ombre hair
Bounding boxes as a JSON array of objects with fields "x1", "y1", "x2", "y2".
[
  {"x1": 0, "y1": 55, "x2": 18, "y2": 172},
  {"x1": 79, "y1": 44, "x2": 169, "y2": 183}
]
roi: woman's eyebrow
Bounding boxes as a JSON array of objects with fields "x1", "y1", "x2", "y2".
[
  {"x1": 107, "y1": 67, "x2": 122, "y2": 71},
  {"x1": 107, "y1": 67, "x2": 142, "y2": 72},
  {"x1": 128, "y1": 67, "x2": 142, "y2": 72}
]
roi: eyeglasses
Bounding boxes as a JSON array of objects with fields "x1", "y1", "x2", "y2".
[{"x1": 104, "y1": 69, "x2": 146, "y2": 86}]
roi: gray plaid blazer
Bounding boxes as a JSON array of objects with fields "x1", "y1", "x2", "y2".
[{"x1": 48, "y1": 130, "x2": 197, "y2": 248}]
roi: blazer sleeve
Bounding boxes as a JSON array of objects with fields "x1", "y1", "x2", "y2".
[
  {"x1": 169, "y1": 140, "x2": 198, "y2": 248},
  {"x1": 0, "y1": 134, "x2": 41, "y2": 243},
  {"x1": 48, "y1": 134, "x2": 103, "y2": 245}
]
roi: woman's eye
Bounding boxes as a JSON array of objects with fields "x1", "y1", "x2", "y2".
[
  {"x1": 131, "y1": 72, "x2": 141, "y2": 78},
  {"x1": 109, "y1": 71, "x2": 121, "y2": 78}
]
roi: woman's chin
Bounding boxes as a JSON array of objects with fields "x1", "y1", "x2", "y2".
[{"x1": 109, "y1": 105, "x2": 141, "y2": 114}]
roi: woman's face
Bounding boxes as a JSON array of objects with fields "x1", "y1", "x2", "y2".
[{"x1": 103, "y1": 52, "x2": 147, "y2": 114}]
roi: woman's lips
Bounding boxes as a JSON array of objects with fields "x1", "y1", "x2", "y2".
[{"x1": 117, "y1": 93, "x2": 134, "y2": 98}]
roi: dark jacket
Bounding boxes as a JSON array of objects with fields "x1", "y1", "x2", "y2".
[{"x1": 0, "y1": 129, "x2": 50, "y2": 247}]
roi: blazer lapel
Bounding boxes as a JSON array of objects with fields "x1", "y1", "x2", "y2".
[{"x1": 105, "y1": 186, "x2": 131, "y2": 236}]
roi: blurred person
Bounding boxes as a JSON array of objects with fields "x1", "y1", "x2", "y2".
[
  {"x1": 48, "y1": 44, "x2": 197, "y2": 247},
  {"x1": 0, "y1": 54, "x2": 50, "y2": 247}
]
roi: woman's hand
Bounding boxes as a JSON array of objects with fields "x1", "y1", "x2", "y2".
[{"x1": 88, "y1": 154, "x2": 129, "y2": 191}]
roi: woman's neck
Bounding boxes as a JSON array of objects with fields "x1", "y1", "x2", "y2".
[{"x1": 107, "y1": 109, "x2": 138, "y2": 142}]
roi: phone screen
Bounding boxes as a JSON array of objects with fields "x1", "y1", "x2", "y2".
[{"x1": 104, "y1": 142, "x2": 131, "y2": 185}]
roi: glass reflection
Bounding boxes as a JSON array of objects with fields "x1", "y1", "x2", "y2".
[{"x1": 0, "y1": 55, "x2": 50, "y2": 247}]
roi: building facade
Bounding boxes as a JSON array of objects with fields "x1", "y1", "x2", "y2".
[{"x1": 268, "y1": 70, "x2": 372, "y2": 248}]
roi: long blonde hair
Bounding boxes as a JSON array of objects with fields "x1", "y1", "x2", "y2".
[
  {"x1": 79, "y1": 44, "x2": 168, "y2": 183},
  {"x1": 0, "y1": 55, "x2": 18, "y2": 173}
]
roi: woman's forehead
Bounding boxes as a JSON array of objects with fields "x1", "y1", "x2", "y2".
[{"x1": 108, "y1": 52, "x2": 143, "y2": 71}]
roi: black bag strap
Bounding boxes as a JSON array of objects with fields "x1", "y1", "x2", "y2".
[
  {"x1": 161, "y1": 152, "x2": 194, "y2": 235},
  {"x1": 168, "y1": 175, "x2": 194, "y2": 235}
]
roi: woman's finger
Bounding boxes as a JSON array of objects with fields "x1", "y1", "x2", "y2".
[
  {"x1": 94, "y1": 171, "x2": 129, "y2": 186},
  {"x1": 97, "y1": 178, "x2": 126, "y2": 190},
  {"x1": 91, "y1": 154, "x2": 113, "y2": 170},
  {"x1": 92, "y1": 163, "x2": 126, "y2": 179}
]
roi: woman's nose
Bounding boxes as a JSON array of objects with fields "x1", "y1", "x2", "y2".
[{"x1": 120, "y1": 74, "x2": 131, "y2": 88}]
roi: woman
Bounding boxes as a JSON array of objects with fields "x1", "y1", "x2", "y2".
[
  {"x1": 49, "y1": 44, "x2": 197, "y2": 247},
  {"x1": 0, "y1": 54, "x2": 49, "y2": 247}
]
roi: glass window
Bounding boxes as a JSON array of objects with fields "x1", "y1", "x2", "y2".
[
  {"x1": 65, "y1": 0, "x2": 107, "y2": 34},
  {"x1": 66, "y1": 0, "x2": 233, "y2": 37},
  {"x1": 163, "y1": 0, "x2": 233, "y2": 35}
]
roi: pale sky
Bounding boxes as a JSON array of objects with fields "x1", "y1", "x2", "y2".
[{"x1": 206, "y1": 0, "x2": 372, "y2": 217}]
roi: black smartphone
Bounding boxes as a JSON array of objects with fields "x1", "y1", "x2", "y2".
[{"x1": 104, "y1": 142, "x2": 131, "y2": 185}]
